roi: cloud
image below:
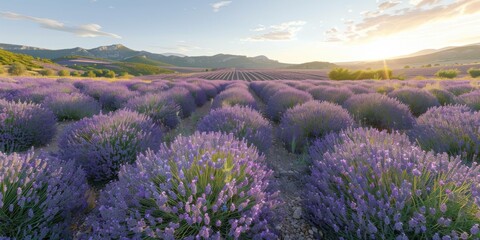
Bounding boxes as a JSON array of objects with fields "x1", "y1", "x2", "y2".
[
  {"x1": 0, "y1": 11, "x2": 121, "y2": 38},
  {"x1": 325, "y1": 0, "x2": 480, "y2": 42},
  {"x1": 245, "y1": 21, "x2": 306, "y2": 41},
  {"x1": 409, "y1": 0, "x2": 442, "y2": 8},
  {"x1": 379, "y1": 1, "x2": 402, "y2": 10},
  {"x1": 211, "y1": 1, "x2": 232, "y2": 12}
]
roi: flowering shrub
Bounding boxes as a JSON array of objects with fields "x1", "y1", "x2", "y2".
[
  {"x1": 125, "y1": 93, "x2": 181, "y2": 129},
  {"x1": 13, "y1": 84, "x2": 76, "y2": 103},
  {"x1": 211, "y1": 88, "x2": 257, "y2": 110},
  {"x1": 343, "y1": 93, "x2": 415, "y2": 130},
  {"x1": 174, "y1": 82, "x2": 208, "y2": 106},
  {"x1": 0, "y1": 151, "x2": 88, "y2": 239},
  {"x1": 87, "y1": 132, "x2": 279, "y2": 239},
  {"x1": 266, "y1": 88, "x2": 313, "y2": 122},
  {"x1": 428, "y1": 88, "x2": 457, "y2": 106},
  {"x1": 43, "y1": 92, "x2": 101, "y2": 121},
  {"x1": 307, "y1": 86, "x2": 354, "y2": 105},
  {"x1": 388, "y1": 88, "x2": 440, "y2": 116},
  {"x1": 458, "y1": 91, "x2": 480, "y2": 110},
  {"x1": 279, "y1": 101, "x2": 354, "y2": 153},
  {"x1": 197, "y1": 106, "x2": 272, "y2": 152},
  {"x1": 165, "y1": 87, "x2": 197, "y2": 118},
  {"x1": 306, "y1": 127, "x2": 480, "y2": 239},
  {"x1": 59, "y1": 110, "x2": 163, "y2": 182},
  {"x1": 445, "y1": 84, "x2": 475, "y2": 96},
  {"x1": 347, "y1": 85, "x2": 374, "y2": 94},
  {"x1": 81, "y1": 82, "x2": 138, "y2": 111},
  {"x1": 411, "y1": 105, "x2": 480, "y2": 162},
  {"x1": 0, "y1": 99, "x2": 56, "y2": 153}
]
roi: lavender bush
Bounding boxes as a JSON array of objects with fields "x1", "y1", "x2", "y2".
[
  {"x1": 307, "y1": 86, "x2": 354, "y2": 105},
  {"x1": 428, "y1": 88, "x2": 457, "y2": 106},
  {"x1": 125, "y1": 93, "x2": 181, "y2": 129},
  {"x1": 388, "y1": 88, "x2": 440, "y2": 116},
  {"x1": 266, "y1": 88, "x2": 313, "y2": 122},
  {"x1": 411, "y1": 105, "x2": 480, "y2": 162},
  {"x1": 211, "y1": 88, "x2": 257, "y2": 110},
  {"x1": 197, "y1": 106, "x2": 272, "y2": 152},
  {"x1": 87, "y1": 132, "x2": 279, "y2": 239},
  {"x1": 0, "y1": 151, "x2": 88, "y2": 239},
  {"x1": 279, "y1": 101, "x2": 354, "y2": 153},
  {"x1": 165, "y1": 87, "x2": 197, "y2": 118},
  {"x1": 0, "y1": 99, "x2": 56, "y2": 153},
  {"x1": 306, "y1": 127, "x2": 480, "y2": 239},
  {"x1": 43, "y1": 92, "x2": 101, "y2": 121},
  {"x1": 343, "y1": 93, "x2": 415, "y2": 131},
  {"x1": 458, "y1": 91, "x2": 480, "y2": 110},
  {"x1": 59, "y1": 110, "x2": 163, "y2": 182}
]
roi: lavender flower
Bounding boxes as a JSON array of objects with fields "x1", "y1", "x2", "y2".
[
  {"x1": 279, "y1": 101, "x2": 354, "y2": 152},
  {"x1": 125, "y1": 93, "x2": 181, "y2": 129},
  {"x1": 388, "y1": 88, "x2": 440, "y2": 116},
  {"x1": 343, "y1": 93, "x2": 415, "y2": 131},
  {"x1": 308, "y1": 86, "x2": 354, "y2": 105},
  {"x1": 197, "y1": 106, "x2": 272, "y2": 152},
  {"x1": 0, "y1": 151, "x2": 88, "y2": 239},
  {"x1": 86, "y1": 132, "x2": 279, "y2": 239},
  {"x1": 211, "y1": 88, "x2": 258, "y2": 110},
  {"x1": 266, "y1": 88, "x2": 313, "y2": 122},
  {"x1": 306, "y1": 127, "x2": 480, "y2": 239},
  {"x1": 164, "y1": 87, "x2": 197, "y2": 118},
  {"x1": 410, "y1": 105, "x2": 480, "y2": 162},
  {"x1": 59, "y1": 110, "x2": 163, "y2": 182},
  {"x1": 0, "y1": 99, "x2": 56, "y2": 153},
  {"x1": 43, "y1": 92, "x2": 101, "y2": 121}
]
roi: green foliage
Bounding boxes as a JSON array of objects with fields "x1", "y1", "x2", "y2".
[
  {"x1": 0, "y1": 49, "x2": 52, "y2": 69},
  {"x1": 58, "y1": 70, "x2": 71, "y2": 76},
  {"x1": 435, "y1": 69, "x2": 459, "y2": 79},
  {"x1": 121, "y1": 55, "x2": 172, "y2": 67},
  {"x1": 39, "y1": 69, "x2": 55, "y2": 76},
  {"x1": 0, "y1": 66, "x2": 3, "y2": 74},
  {"x1": 329, "y1": 67, "x2": 393, "y2": 80},
  {"x1": 404, "y1": 65, "x2": 410, "y2": 69},
  {"x1": 103, "y1": 70, "x2": 116, "y2": 78},
  {"x1": 67, "y1": 60, "x2": 173, "y2": 76},
  {"x1": 8, "y1": 63, "x2": 27, "y2": 76},
  {"x1": 70, "y1": 71, "x2": 81, "y2": 77},
  {"x1": 83, "y1": 71, "x2": 96, "y2": 78},
  {"x1": 468, "y1": 68, "x2": 480, "y2": 78}
]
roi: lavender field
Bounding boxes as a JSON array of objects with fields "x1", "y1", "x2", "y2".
[{"x1": 1, "y1": 75, "x2": 480, "y2": 240}]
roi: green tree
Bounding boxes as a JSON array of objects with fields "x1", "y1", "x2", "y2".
[
  {"x1": 70, "y1": 71, "x2": 82, "y2": 77},
  {"x1": 468, "y1": 68, "x2": 480, "y2": 78},
  {"x1": 39, "y1": 69, "x2": 55, "y2": 76},
  {"x1": 435, "y1": 69, "x2": 459, "y2": 79},
  {"x1": 83, "y1": 71, "x2": 96, "y2": 78},
  {"x1": 8, "y1": 63, "x2": 27, "y2": 76},
  {"x1": 58, "y1": 70, "x2": 71, "y2": 76},
  {"x1": 104, "y1": 70, "x2": 116, "y2": 78}
]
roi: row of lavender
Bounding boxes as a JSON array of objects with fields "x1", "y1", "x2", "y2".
[
  {"x1": 1, "y1": 76, "x2": 480, "y2": 239},
  {"x1": 192, "y1": 79, "x2": 480, "y2": 239}
]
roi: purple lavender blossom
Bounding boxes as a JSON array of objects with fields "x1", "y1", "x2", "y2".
[
  {"x1": 59, "y1": 110, "x2": 163, "y2": 182},
  {"x1": 266, "y1": 88, "x2": 313, "y2": 122},
  {"x1": 87, "y1": 132, "x2": 279, "y2": 239},
  {"x1": 388, "y1": 88, "x2": 440, "y2": 116},
  {"x1": 43, "y1": 92, "x2": 101, "y2": 121}
]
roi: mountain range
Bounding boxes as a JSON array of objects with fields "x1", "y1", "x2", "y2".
[{"x1": 0, "y1": 43, "x2": 291, "y2": 69}]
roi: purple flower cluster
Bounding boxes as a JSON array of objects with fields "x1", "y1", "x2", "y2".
[
  {"x1": 59, "y1": 110, "x2": 163, "y2": 182},
  {"x1": 0, "y1": 151, "x2": 88, "y2": 239},
  {"x1": 43, "y1": 92, "x2": 101, "y2": 121},
  {"x1": 444, "y1": 84, "x2": 476, "y2": 96},
  {"x1": 279, "y1": 101, "x2": 354, "y2": 152},
  {"x1": 125, "y1": 93, "x2": 181, "y2": 129},
  {"x1": 0, "y1": 99, "x2": 56, "y2": 153},
  {"x1": 343, "y1": 93, "x2": 415, "y2": 131},
  {"x1": 411, "y1": 105, "x2": 480, "y2": 162},
  {"x1": 428, "y1": 88, "x2": 458, "y2": 106},
  {"x1": 13, "y1": 84, "x2": 77, "y2": 103},
  {"x1": 307, "y1": 86, "x2": 354, "y2": 105},
  {"x1": 173, "y1": 82, "x2": 208, "y2": 106},
  {"x1": 164, "y1": 87, "x2": 197, "y2": 118},
  {"x1": 306, "y1": 127, "x2": 480, "y2": 239},
  {"x1": 266, "y1": 88, "x2": 313, "y2": 122},
  {"x1": 458, "y1": 90, "x2": 480, "y2": 110},
  {"x1": 81, "y1": 82, "x2": 138, "y2": 111},
  {"x1": 87, "y1": 132, "x2": 279, "y2": 239},
  {"x1": 211, "y1": 87, "x2": 258, "y2": 110},
  {"x1": 388, "y1": 88, "x2": 440, "y2": 116},
  {"x1": 197, "y1": 106, "x2": 272, "y2": 152}
]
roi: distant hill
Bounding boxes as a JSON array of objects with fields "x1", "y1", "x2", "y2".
[
  {"x1": 122, "y1": 55, "x2": 172, "y2": 67},
  {"x1": 0, "y1": 48, "x2": 52, "y2": 68},
  {"x1": 0, "y1": 43, "x2": 293, "y2": 69},
  {"x1": 54, "y1": 55, "x2": 174, "y2": 76},
  {"x1": 285, "y1": 61, "x2": 337, "y2": 70},
  {"x1": 338, "y1": 44, "x2": 480, "y2": 69}
]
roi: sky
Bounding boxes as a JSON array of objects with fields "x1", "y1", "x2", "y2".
[{"x1": 0, "y1": 0, "x2": 479, "y2": 63}]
